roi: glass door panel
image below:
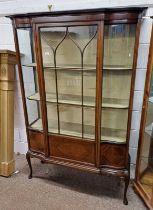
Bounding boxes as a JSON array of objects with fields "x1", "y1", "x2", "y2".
[
  {"x1": 101, "y1": 24, "x2": 136, "y2": 143},
  {"x1": 40, "y1": 25, "x2": 97, "y2": 139},
  {"x1": 47, "y1": 103, "x2": 58, "y2": 133},
  {"x1": 17, "y1": 28, "x2": 43, "y2": 131},
  {"x1": 59, "y1": 105, "x2": 82, "y2": 137},
  {"x1": 84, "y1": 107, "x2": 95, "y2": 139},
  {"x1": 101, "y1": 108, "x2": 128, "y2": 143},
  {"x1": 139, "y1": 70, "x2": 153, "y2": 199},
  {"x1": 57, "y1": 70, "x2": 82, "y2": 105}
]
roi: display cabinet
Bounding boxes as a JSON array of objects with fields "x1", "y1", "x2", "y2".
[
  {"x1": 10, "y1": 8, "x2": 144, "y2": 204},
  {"x1": 134, "y1": 23, "x2": 153, "y2": 209}
]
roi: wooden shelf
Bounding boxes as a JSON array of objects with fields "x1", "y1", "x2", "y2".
[
  {"x1": 30, "y1": 119, "x2": 126, "y2": 143},
  {"x1": 27, "y1": 92, "x2": 129, "y2": 109}
]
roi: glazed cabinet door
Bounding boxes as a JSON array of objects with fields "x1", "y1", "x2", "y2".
[
  {"x1": 100, "y1": 23, "x2": 137, "y2": 168},
  {"x1": 34, "y1": 21, "x2": 103, "y2": 165}
]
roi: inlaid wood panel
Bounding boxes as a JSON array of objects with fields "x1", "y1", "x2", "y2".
[
  {"x1": 100, "y1": 143, "x2": 126, "y2": 168},
  {"x1": 49, "y1": 135, "x2": 95, "y2": 164},
  {"x1": 29, "y1": 130, "x2": 45, "y2": 154}
]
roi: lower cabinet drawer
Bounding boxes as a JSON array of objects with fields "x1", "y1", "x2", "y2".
[
  {"x1": 100, "y1": 143, "x2": 126, "y2": 168},
  {"x1": 49, "y1": 135, "x2": 95, "y2": 164},
  {"x1": 29, "y1": 130, "x2": 45, "y2": 154}
]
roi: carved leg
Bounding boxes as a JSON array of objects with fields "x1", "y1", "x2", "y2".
[
  {"x1": 41, "y1": 160, "x2": 45, "y2": 164},
  {"x1": 123, "y1": 175, "x2": 129, "y2": 205},
  {"x1": 123, "y1": 155, "x2": 130, "y2": 205},
  {"x1": 26, "y1": 152, "x2": 32, "y2": 179}
]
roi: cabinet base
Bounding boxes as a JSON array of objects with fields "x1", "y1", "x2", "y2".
[{"x1": 26, "y1": 150, "x2": 130, "y2": 205}]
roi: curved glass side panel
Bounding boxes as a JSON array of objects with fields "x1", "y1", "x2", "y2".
[{"x1": 17, "y1": 28, "x2": 42, "y2": 131}]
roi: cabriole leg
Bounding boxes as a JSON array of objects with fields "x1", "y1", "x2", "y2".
[
  {"x1": 123, "y1": 156, "x2": 130, "y2": 205},
  {"x1": 123, "y1": 175, "x2": 129, "y2": 205},
  {"x1": 26, "y1": 152, "x2": 32, "y2": 179},
  {"x1": 41, "y1": 160, "x2": 45, "y2": 164}
]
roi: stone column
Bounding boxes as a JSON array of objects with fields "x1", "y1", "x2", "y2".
[{"x1": 0, "y1": 50, "x2": 16, "y2": 177}]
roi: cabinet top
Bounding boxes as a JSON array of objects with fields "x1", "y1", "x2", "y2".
[{"x1": 8, "y1": 7, "x2": 146, "y2": 19}]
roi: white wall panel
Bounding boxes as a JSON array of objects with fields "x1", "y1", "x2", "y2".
[
  {"x1": 139, "y1": 18, "x2": 152, "y2": 44},
  {"x1": 130, "y1": 130, "x2": 139, "y2": 148},
  {"x1": 129, "y1": 147, "x2": 138, "y2": 164},
  {"x1": 0, "y1": 24, "x2": 14, "y2": 44},
  {"x1": 14, "y1": 141, "x2": 28, "y2": 154},
  {"x1": 135, "y1": 69, "x2": 147, "y2": 91},
  {"x1": 133, "y1": 91, "x2": 144, "y2": 111},
  {"x1": 131, "y1": 111, "x2": 142, "y2": 130},
  {"x1": 137, "y1": 44, "x2": 150, "y2": 69},
  {"x1": 0, "y1": 0, "x2": 153, "y2": 16}
]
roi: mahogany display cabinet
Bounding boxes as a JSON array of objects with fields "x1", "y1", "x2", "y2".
[
  {"x1": 10, "y1": 8, "x2": 144, "y2": 204},
  {"x1": 134, "y1": 22, "x2": 153, "y2": 209}
]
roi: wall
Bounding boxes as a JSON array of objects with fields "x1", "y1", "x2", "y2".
[
  {"x1": 0, "y1": 0, "x2": 153, "y2": 176},
  {"x1": 0, "y1": 0, "x2": 153, "y2": 16}
]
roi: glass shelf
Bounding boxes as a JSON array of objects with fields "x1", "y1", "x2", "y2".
[
  {"x1": 27, "y1": 92, "x2": 129, "y2": 109},
  {"x1": 145, "y1": 123, "x2": 153, "y2": 137},
  {"x1": 28, "y1": 92, "x2": 94, "y2": 107},
  {"x1": 44, "y1": 65, "x2": 96, "y2": 71},
  {"x1": 22, "y1": 63, "x2": 132, "y2": 71},
  {"x1": 140, "y1": 156, "x2": 153, "y2": 165},
  {"x1": 30, "y1": 119, "x2": 43, "y2": 131},
  {"x1": 140, "y1": 169, "x2": 153, "y2": 198},
  {"x1": 30, "y1": 118, "x2": 126, "y2": 143},
  {"x1": 139, "y1": 157, "x2": 153, "y2": 198},
  {"x1": 103, "y1": 65, "x2": 132, "y2": 70},
  {"x1": 22, "y1": 63, "x2": 37, "y2": 67},
  {"x1": 101, "y1": 127, "x2": 126, "y2": 143},
  {"x1": 149, "y1": 97, "x2": 153, "y2": 104},
  {"x1": 102, "y1": 98, "x2": 129, "y2": 108}
]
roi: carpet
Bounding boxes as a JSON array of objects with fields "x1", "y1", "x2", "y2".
[{"x1": 0, "y1": 154, "x2": 147, "y2": 210}]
